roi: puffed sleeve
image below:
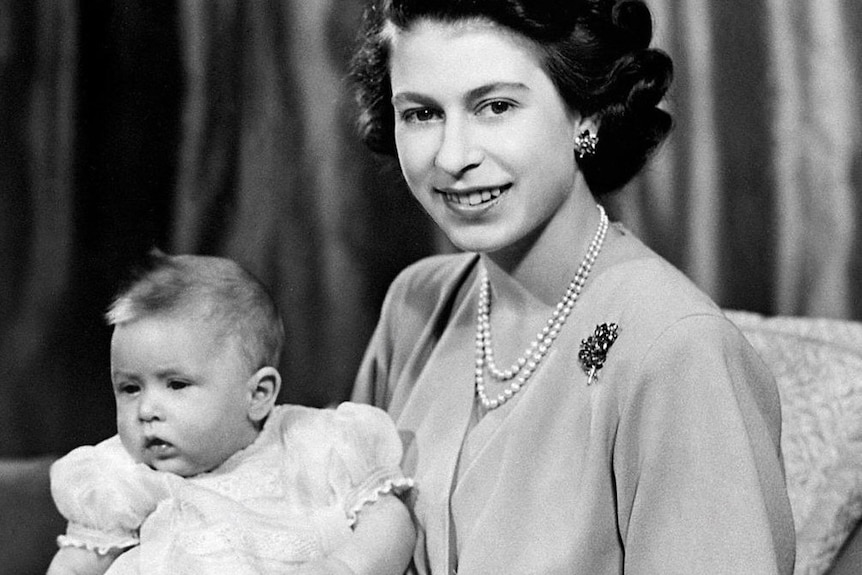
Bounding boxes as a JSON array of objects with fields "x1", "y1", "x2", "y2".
[
  {"x1": 615, "y1": 315, "x2": 796, "y2": 574},
  {"x1": 50, "y1": 435, "x2": 171, "y2": 554},
  {"x1": 326, "y1": 402, "x2": 413, "y2": 526}
]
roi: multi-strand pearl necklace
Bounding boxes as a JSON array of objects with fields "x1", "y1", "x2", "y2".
[{"x1": 475, "y1": 204, "x2": 609, "y2": 410}]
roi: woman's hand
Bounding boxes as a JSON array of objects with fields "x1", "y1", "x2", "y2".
[
  {"x1": 291, "y1": 556, "x2": 357, "y2": 575},
  {"x1": 299, "y1": 494, "x2": 415, "y2": 575}
]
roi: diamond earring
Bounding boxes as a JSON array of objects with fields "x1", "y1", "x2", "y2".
[{"x1": 575, "y1": 130, "x2": 598, "y2": 159}]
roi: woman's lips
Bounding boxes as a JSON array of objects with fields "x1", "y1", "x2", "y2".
[{"x1": 440, "y1": 185, "x2": 510, "y2": 207}]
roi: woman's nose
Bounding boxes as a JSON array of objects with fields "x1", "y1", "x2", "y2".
[{"x1": 434, "y1": 118, "x2": 482, "y2": 175}]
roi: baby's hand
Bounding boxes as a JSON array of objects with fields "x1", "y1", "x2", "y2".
[{"x1": 46, "y1": 546, "x2": 122, "y2": 575}]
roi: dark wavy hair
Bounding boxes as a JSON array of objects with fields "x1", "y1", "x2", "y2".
[{"x1": 350, "y1": 0, "x2": 673, "y2": 196}]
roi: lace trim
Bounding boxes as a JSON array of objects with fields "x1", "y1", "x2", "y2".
[
  {"x1": 345, "y1": 468, "x2": 414, "y2": 528},
  {"x1": 57, "y1": 522, "x2": 138, "y2": 555},
  {"x1": 57, "y1": 533, "x2": 137, "y2": 555}
]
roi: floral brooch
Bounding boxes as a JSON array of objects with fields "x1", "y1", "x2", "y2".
[{"x1": 579, "y1": 323, "x2": 619, "y2": 385}]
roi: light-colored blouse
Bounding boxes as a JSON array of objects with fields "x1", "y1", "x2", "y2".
[
  {"x1": 50, "y1": 402, "x2": 412, "y2": 574},
  {"x1": 353, "y1": 229, "x2": 795, "y2": 575}
]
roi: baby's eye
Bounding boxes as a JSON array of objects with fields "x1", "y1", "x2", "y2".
[
  {"x1": 167, "y1": 380, "x2": 190, "y2": 390},
  {"x1": 116, "y1": 383, "x2": 140, "y2": 395}
]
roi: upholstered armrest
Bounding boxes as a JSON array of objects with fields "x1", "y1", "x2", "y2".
[
  {"x1": 726, "y1": 311, "x2": 862, "y2": 575},
  {"x1": 0, "y1": 456, "x2": 64, "y2": 575}
]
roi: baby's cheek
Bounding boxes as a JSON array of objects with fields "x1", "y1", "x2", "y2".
[{"x1": 116, "y1": 415, "x2": 140, "y2": 456}]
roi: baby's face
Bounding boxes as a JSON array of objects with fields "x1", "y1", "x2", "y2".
[{"x1": 110, "y1": 315, "x2": 259, "y2": 477}]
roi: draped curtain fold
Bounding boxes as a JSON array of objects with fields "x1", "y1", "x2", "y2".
[
  {"x1": 1, "y1": 0, "x2": 860, "y2": 456},
  {"x1": 0, "y1": 0, "x2": 77, "y2": 454},
  {"x1": 610, "y1": 0, "x2": 862, "y2": 319},
  {"x1": 172, "y1": 0, "x2": 433, "y2": 407}
]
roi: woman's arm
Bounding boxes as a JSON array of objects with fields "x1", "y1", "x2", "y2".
[
  {"x1": 297, "y1": 494, "x2": 416, "y2": 575},
  {"x1": 616, "y1": 315, "x2": 795, "y2": 574},
  {"x1": 46, "y1": 546, "x2": 121, "y2": 575}
]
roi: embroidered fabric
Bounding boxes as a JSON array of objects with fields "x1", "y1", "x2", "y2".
[
  {"x1": 50, "y1": 435, "x2": 172, "y2": 554},
  {"x1": 727, "y1": 310, "x2": 862, "y2": 575},
  {"x1": 50, "y1": 402, "x2": 412, "y2": 572}
]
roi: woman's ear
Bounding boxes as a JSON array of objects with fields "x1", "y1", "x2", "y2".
[{"x1": 247, "y1": 366, "x2": 281, "y2": 423}]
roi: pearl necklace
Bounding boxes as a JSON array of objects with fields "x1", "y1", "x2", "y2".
[{"x1": 475, "y1": 204, "x2": 609, "y2": 410}]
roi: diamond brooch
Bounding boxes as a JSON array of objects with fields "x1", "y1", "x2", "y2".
[{"x1": 579, "y1": 323, "x2": 619, "y2": 385}]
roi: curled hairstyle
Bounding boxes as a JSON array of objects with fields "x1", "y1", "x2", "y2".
[
  {"x1": 351, "y1": 0, "x2": 673, "y2": 195},
  {"x1": 107, "y1": 250, "x2": 285, "y2": 371}
]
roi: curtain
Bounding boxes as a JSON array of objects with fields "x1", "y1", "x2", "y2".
[
  {"x1": 609, "y1": 0, "x2": 862, "y2": 319},
  {"x1": 1, "y1": 0, "x2": 860, "y2": 457},
  {"x1": 1, "y1": 0, "x2": 78, "y2": 455},
  {"x1": 171, "y1": 0, "x2": 433, "y2": 408}
]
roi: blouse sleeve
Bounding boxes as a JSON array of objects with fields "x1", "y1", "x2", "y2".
[
  {"x1": 50, "y1": 435, "x2": 171, "y2": 554},
  {"x1": 326, "y1": 402, "x2": 413, "y2": 526},
  {"x1": 614, "y1": 314, "x2": 796, "y2": 574}
]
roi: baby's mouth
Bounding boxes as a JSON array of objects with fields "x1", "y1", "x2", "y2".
[{"x1": 144, "y1": 437, "x2": 174, "y2": 453}]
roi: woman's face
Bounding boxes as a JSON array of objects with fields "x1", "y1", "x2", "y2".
[{"x1": 389, "y1": 18, "x2": 581, "y2": 255}]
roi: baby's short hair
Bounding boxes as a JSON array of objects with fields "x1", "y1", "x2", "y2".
[{"x1": 107, "y1": 250, "x2": 285, "y2": 371}]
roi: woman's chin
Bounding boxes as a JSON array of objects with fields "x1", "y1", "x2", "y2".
[{"x1": 444, "y1": 233, "x2": 512, "y2": 255}]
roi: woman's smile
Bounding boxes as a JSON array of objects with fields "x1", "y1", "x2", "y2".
[{"x1": 438, "y1": 184, "x2": 510, "y2": 210}]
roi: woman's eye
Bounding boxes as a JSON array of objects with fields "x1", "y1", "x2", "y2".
[
  {"x1": 480, "y1": 100, "x2": 514, "y2": 116},
  {"x1": 167, "y1": 380, "x2": 190, "y2": 390},
  {"x1": 117, "y1": 383, "x2": 140, "y2": 395},
  {"x1": 402, "y1": 107, "x2": 440, "y2": 123}
]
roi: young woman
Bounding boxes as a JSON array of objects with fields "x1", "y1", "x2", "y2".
[{"x1": 351, "y1": 1, "x2": 795, "y2": 573}]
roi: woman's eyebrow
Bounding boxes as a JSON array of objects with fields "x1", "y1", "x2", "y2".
[
  {"x1": 391, "y1": 91, "x2": 435, "y2": 105},
  {"x1": 392, "y1": 81, "x2": 530, "y2": 105},
  {"x1": 465, "y1": 81, "x2": 529, "y2": 100}
]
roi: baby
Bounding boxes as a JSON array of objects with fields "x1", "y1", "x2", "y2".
[{"x1": 47, "y1": 251, "x2": 414, "y2": 575}]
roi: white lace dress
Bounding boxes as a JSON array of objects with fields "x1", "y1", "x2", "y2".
[{"x1": 50, "y1": 402, "x2": 412, "y2": 574}]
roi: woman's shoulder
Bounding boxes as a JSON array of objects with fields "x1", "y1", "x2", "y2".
[
  {"x1": 376, "y1": 252, "x2": 478, "y2": 336},
  {"x1": 596, "y1": 226, "x2": 724, "y2": 322},
  {"x1": 388, "y1": 252, "x2": 478, "y2": 299},
  {"x1": 588, "y1": 231, "x2": 777, "y2": 418},
  {"x1": 585, "y1": 226, "x2": 748, "y2": 366}
]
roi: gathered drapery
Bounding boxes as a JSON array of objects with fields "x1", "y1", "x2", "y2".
[
  {"x1": 1, "y1": 0, "x2": 78, "y2": 455},
  {"x1": 611, "y1": 0, "x2": 861, "y2": 319},
  {"x1": 1, "y1": 0, "x2": 860, "y2": 456}
]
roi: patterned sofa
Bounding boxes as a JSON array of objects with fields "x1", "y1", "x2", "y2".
[
  {"x1": 2, "y1": 311, "x2": 861, "y2": 574},
  {"x1": 724, "y1": 311, "x2": 862, "y2": 574}
]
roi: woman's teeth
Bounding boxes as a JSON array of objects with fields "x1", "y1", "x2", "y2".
[{"x1": 445, "y1": 187, "x2": 504, "y2": 206}]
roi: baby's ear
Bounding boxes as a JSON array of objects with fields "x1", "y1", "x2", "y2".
[{"x1": 247, "y1": 366, "x2": 281, "y2": 423}]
